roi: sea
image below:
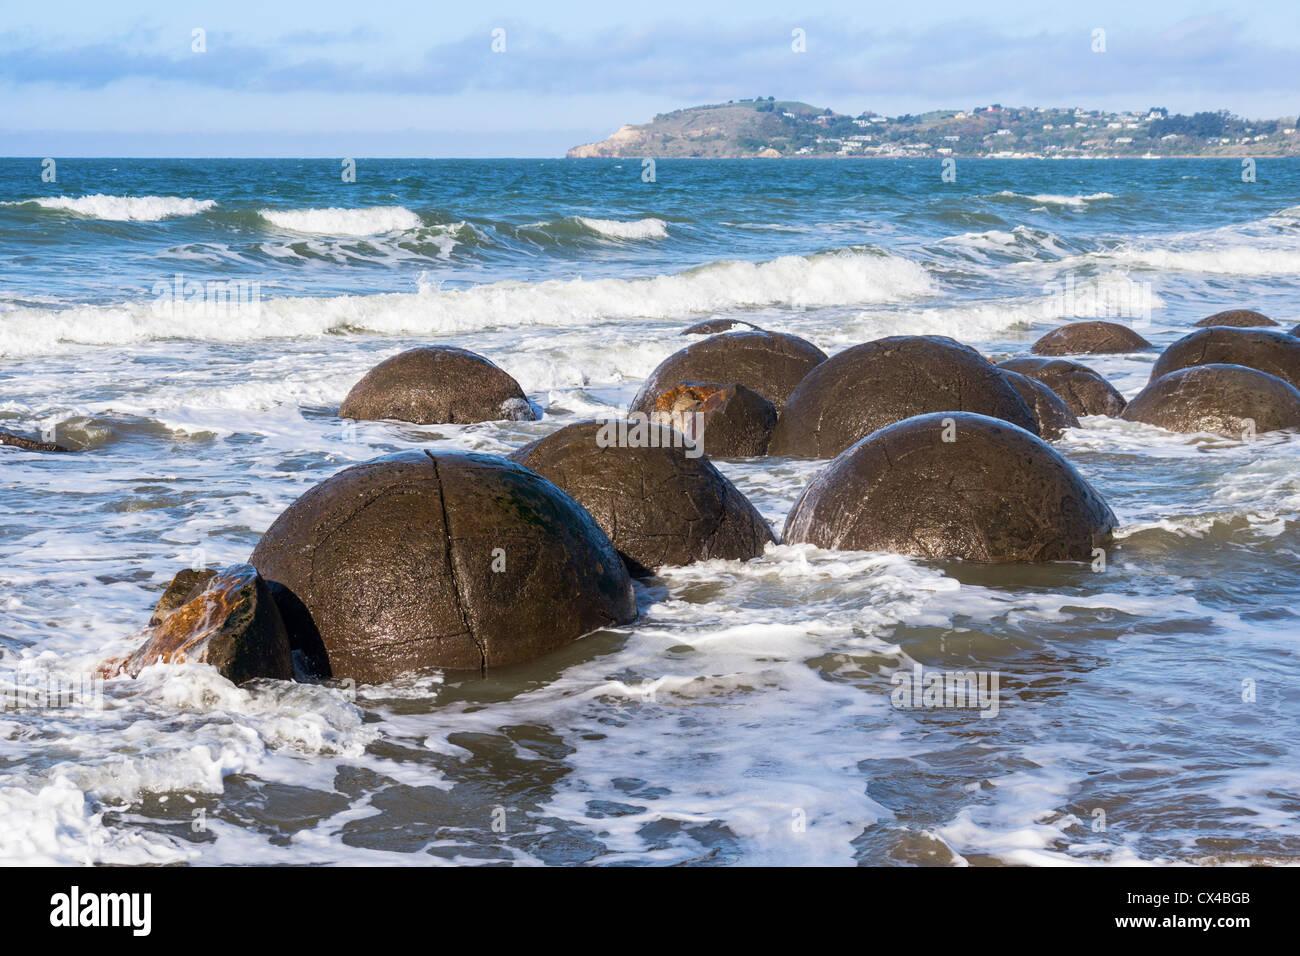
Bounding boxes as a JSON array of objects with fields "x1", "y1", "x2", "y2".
[{"x1": 1, "y1": 157, "x2": 1298, "y2": 865}]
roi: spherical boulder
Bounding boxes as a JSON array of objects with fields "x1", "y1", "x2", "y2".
[
  {"x1": 1148, "y1": 327, "x2": 1300, "y2": 390},
  {"x1": 1030, "y1": 321, "x2": 1151, "y2": 355},
  {"x1": 338, "y1": 346, "x2": 538, "y2": 425},
  {"x1": 681, "y1": 319, "x2": 763, "y2": 335},
  {"x1": 250, "y1": 451, "x2": 636, "y2": 682},
  {"x1": 1193, "y1": 309, "x2": 1278, "y2": 328},
  {"x1": 783, "y1": 412, "x2": 1116, "y2": 563},
  {"x1": 630, "y1": 330, "x2": 826, "y2": 415},
  {"x1": 999, "y1": 369, "x2": 1079, "y2": 440},
  {"x1": 997, "y1": 357, "x2": 1127, "y2": 417},
  {"x1": 768, "y1": 336, "x2": 1037, "y2": 458},
  {"x1": 1122, "y1": 364, "x2": 1300, "y2": 437},
  {"x1": 511, "y1": 421, "x2": 774, "y2": 576},
  {"x1": 648, "y1": 381, "x2": 776, "y2": 457}
]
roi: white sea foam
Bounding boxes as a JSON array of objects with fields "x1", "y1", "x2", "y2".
[
  {"x1": 258, "y1": 205, "x2": 423, "y2": 235},
  {"x1": 6, "y1": 194, "x2": 217, "y2": 221},
  {"x1": 991, "y1": 191, "x2": 1115, "y2": 207},
  {"x1": 573, "y1": 216, "x2": 669, "y2": 239},
  {"x1": 0, "y1": 248, "x2": 935, "y2": 357}
]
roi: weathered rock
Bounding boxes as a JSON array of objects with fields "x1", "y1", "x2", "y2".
[
  {"x1": 997, "y1": 357, "x2": 1127, "y2": 417},
  {"x1": 681, "y1": 319, "x2": 763, "y2": 335},
  {"x1": 783, "y1": 412, "x2": 1116, "y2": 563},
  {"x1": 1030, "y1": 321, "x2": 1151, "y2": 355},
  {"x1": 338, "y1": 346, "x2": 538, "y2": 425},
  {"x1": 1121, "y1": 364, "x2": 1300, "y2": 437},
  {"x1": 648, "y1": 381, "x2": 777, "y2": 457},
  {"x1": 250, "y1": 451, "x2": 635, "y2": 682},
  {"x1": 149, "y1": 568, "x2": 218, "y2": 626},
  {"x1": 630, "y1": 330, "x2": 827, "y2": 415},
  {"x1": 0, "y1": 430, "x2": 69, "y2": 453},
  {"x1": 769, "y1": 336, "x2": 1038, "y2": 458},
  {"x1": 511, "y1": 421, "x2": 774, "y2": 576},
  {"x1": 106, "y1": 565, "x2": 294, "y2": 684},
  {"x1": 1148, "y1": 327, "x2": 1300, "y2": 390},
  {"x1": 1194, "y1": 309, "x2": 1278, "y2": 328},
  {"x1": 1290, "y1": 323, "x2": 1300, "y2": 337},
  {"x1": 1000, "y1": 369, "x2": 1079, "y2": 440}
]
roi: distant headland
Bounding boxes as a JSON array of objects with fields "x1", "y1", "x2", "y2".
[{"x1": 567, "y1": 100, "x2": 1300, "y2": 159}]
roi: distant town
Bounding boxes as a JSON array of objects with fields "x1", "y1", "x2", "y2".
[{"x1": 568, "y1": 99, "x2": 1300, "y2": 159}]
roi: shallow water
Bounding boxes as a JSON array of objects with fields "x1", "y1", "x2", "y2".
[{"x1": 1, "y1": 158, "x2": 1298, "y2": 865}]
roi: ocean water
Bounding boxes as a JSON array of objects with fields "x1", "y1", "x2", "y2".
[{"x1": 1, "y1": 157, "x2": 1299, "y2": 866}]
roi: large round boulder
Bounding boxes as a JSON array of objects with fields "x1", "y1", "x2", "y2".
[
  {"x1": 1122, "y1": 364, "x2": 1300, "y2": 437},
  {"x1": 338, "y1": 346, "x2": 538, "y2": 425},
  {"x1": 647, "y1": 381, "x2": 776, "y2": 457},
  {"x1": 1030, "y1": 321, "x2": 1151, "y2": 355},
  {"x1": 511, "y1": 421, "x2": 774, "y2": 576},
  {"x1": 1194, "y1": 309, "x2": 1278, "y2": 328},
  {"x1": 997, "y1": 357, "x2": 1127, "y2": 417},
  {"x1": 999, "y1": 369, "x2": 1079, "y2": 440},
  {"x1": 783, "y1": 412, "x2": 1116, "y2": 563},
  {"x1": 630, "y1": 330, "x2": 826, "y2": 415},
  {"x1": 1149, "y1": 327, "x2": 1300, "y2": 390},
  {"x1": 768, "y1": 336, "x2": 1037, "y2": 458},
  {"x1": 250, "y1": 451, "x2": 635, "y2": 682}
]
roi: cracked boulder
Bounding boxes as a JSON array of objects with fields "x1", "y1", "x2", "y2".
[
  {"x1": 104, "y1": 564, "x2": 294, "y2": 684},
  {"x1": 1122, "y1": 363, "x2": 1300, "y2": 437},
  {"x1": 511, "y1": 421, "x2": 775, "y2": 576},
  {"x1": 648, "y1": 382, "x2": 777, "y2": 457},
  {"x1": 768, "y1": 335, "x2": 1038, "y2": 458},
  {"x1": 249, "y1": 451, "x2": 636, "y2": 682},
  {"x1": 1194, "y1": 309, "x2": 1278, "y2": 328},
  {"x1": 783, "y1": 412, "x2": 1116, "y2": 563},
  {"x1": 338, "y1": 346, "x2": 538, "y2": 425},
  {"x1": 997, "y1": 357, "x2": 1127, "y2": 418},
  {"x1": 1030, "y1": 320, "x2": 1151, "y2": 355},
  {"x1": 630, "y1": 330, "x2": 827, "y2": 415},
  {"x1": 999, "y1": 369, "x2": 1079, "y2": 441},
  {"x1": 1148, "y1": 327, "x2": 1300, "y2": 390}
]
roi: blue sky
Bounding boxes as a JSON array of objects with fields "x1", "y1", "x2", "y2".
[{"x1": 3, "y1": 0, "x2": 1299, "y2": 156}]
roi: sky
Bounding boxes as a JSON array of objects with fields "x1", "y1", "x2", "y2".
[{"x1": 2, "y1": 0, "x2": 1299, "y2": 156}]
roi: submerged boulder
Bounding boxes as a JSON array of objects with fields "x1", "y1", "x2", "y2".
[
  {"x1": 630, "y1": 330, "x2": 827, "y2": 415},
  {"x1": 783, "y1": 413, "x2": 1116, "y2": 563},
  {"x1": 1030, "y1": 321, "x2": 1151, "y2": 355},
  {"x1": 1149, "y1": 327, "x2": 1300, "y2": 390},
  {"x1": 997, "y1": 357, "x2": 1127, "y2": 417},
  {"x1": 681, "y1": 319, "x2": 763, "y2": 335},
  {"x1": 1122, "y1": 364, "x2": 1300, "y2": 437},
  {"x1": 647, "y1": 381, "x2": 777, "y2": 457},
  {"x1": 106, "y1": 564, "x2": 294, "y2": 684},
  {"x1": 250, "y1": 451, "x2": 635, "y2": 682},
  {"x1": 338, "y1": 346, "x2": 537, "y2": 425},
  {"x1": 1194, "y1": 309, "x2": 1278, "y2": 328},
  {"x1": 768, "y1": 335, "x2": 1037, "y2": 458},
  {"x1": 1000, "y1": 369, "x2": 1079, "y2": 441},
  {"x1": 511, "y1": 420, "x2": 774, "y2": 576}
]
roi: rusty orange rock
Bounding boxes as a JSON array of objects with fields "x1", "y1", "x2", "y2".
[{"x1": 106, "y1": 564, "x2": 293, "y2": 684}]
